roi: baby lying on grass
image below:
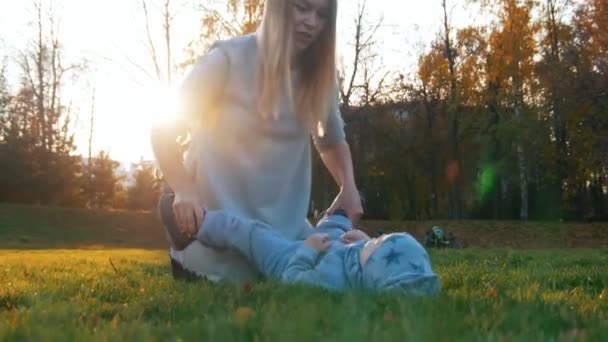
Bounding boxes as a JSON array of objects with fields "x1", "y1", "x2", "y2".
[{"x1": 161, "y1": 202, "x2": 439, "y2": 295}]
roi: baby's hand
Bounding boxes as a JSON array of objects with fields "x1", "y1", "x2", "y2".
[
  {"x1": 304, "y1": 234, "x2": 332, "y2": 252},
  {"x1": 340, "y1": 230, "x2": 371, "y2": 244}
]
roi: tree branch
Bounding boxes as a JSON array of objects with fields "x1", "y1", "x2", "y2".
[{"x1": 142, "y1": 0, "x2": 162, "y2": 82}]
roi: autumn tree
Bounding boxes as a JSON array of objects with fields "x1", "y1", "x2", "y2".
[
  {"x1": 439, "y1": 0, "x2": 466, "y2": 219},
  {"x1": 181, "y1": 0, "x2": 264, "y2": 68},
  {"x1": 564, "y1": 0, "x2": 608, "y2": 219},
  {"x1": 480, "y1": 0, "x2": 540, "y2": 220},
  {"x1": 404, "y1": 3, "x2": 488, "y2": 219},
  {"x1": 530, "y1": 0, "x2": 571, "y2": 217}
]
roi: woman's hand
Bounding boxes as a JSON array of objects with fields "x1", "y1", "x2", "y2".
[
  {"x1": 318, "y1": 142, "x2": 363, "y2": 223},
  {"x1": 340, "y1": 230, "x2": 371, "y2": 244},
  {"x1": 325, "y1": 186, "x2": 364, "y2": 223},
  {"x1": 304, "y1": 234, "x2": 332, "y2": 252},
  {"x1": 172, "y1": 188, "x2": 206, "y2": 237}
]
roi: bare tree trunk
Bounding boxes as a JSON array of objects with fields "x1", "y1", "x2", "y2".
[
  {"x1": 545, "y1": 0, "x2": 570, "y2": 216},
  {"x1": 338, "y1": 0, "x2": 383, "y2": 109},
  {"x1": 142, "y1": 0, "x2": 163, "y2": 82},
  {"x1": 599, "y1": 170, "x2": 606, "y2": 218},
  {"x1": 340, "y1": 1, "x2": 364, "y2": 109},
  {"x1": 48, "y1": 19, "x2": 60, "y2": 152},
  {"x1": 35, "y1": 2, "x2": 47, "y2": 151},
  {"x1": 164, "y1": 0, "x2": 172, "y2": 85},
  {"x1": 517, "y1": 143, "x2": 528, "y2": 219},
  {"x1": 500, "y1": 0, "x2": 531, "y2": 221},
  {"x1": 141, "y1": 0, "x2": 174, "y2": 86},
  {"x1": 442, "y1": 0, "x2": 463, "y2": 219},
  {"x1": 29, "y1": 2, "x2": 66, "y2": 154},
  {"x1": 513, "y1": 82, "x2": 528, "y2": 220},
  {"x1": 88, "y1": 88, "x2": 96, "y2": 167},
  {"x1": 87, "y1": 87, "x2": 96, "y2": 208},
  {"x1": 421, "y1": 83, "x2": 439, "y2": 216}
]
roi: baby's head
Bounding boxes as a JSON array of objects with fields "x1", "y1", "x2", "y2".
[{"x1": 359, "y1": 233, "x2": 439, "y2": 296}]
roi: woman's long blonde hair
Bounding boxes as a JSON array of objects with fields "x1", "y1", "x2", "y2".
[{"x1": 256, "y1": 0, "x2": 338, "y2": 132}]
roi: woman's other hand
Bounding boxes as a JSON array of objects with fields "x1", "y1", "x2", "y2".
[
  {"x1": 304, "y1": 234, "x2": 332, "y2": 252},
  {"x1": 340, "y1": 229, "x2": 371, "y2": 244},
  {"x1": 325, "y1": 186, "x2": 364, "y2": 224},
  {"x1": 172, "y1": 188, "x2": 206, "y2": 237}
]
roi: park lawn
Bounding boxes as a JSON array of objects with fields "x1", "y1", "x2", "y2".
[
  {"x1": 1, "y1": 248, "x2": 607, "y2": 341},
  {"x1": 2, "y1": 203, "x2": 608, "y2": 250}
]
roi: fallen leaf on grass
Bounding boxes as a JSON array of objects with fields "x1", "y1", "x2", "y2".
[
  {"x1": 485, "y1": 287, "x2": 499, "y2": 299},
  {"x1": 560, "y1": 328, "x2": 590, "y2": 341},
  {"x1": 112, "y1": 314, "x2": 120, "y2": 327},
  {"x1": 234, "y1": 306, "x2": 255, "y2": 323},
  {"x1": 9, "y1": 312, "x2": 19, "y2": 328}
]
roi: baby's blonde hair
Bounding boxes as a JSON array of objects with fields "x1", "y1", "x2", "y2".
[{"x1": 256, "y1": 0, "x2": 338, "y2": 132}]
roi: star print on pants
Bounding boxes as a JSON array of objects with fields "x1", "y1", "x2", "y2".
[{"x1": 383, "y1": 248, "x2": 402, "y2": 266}]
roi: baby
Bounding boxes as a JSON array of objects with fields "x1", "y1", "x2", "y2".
[{"x1": 161, "y1": 203, "x2": 440, "y2": 295}]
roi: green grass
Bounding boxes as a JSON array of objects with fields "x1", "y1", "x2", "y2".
[
  {"x1": 2, "y1": 202, "x2": 608, "y2": 249},
  {"x1": 1, "y1": 203, "x2": 607, "y2": 340},
  {"x1": 1, "y1": 249, "x2": 607, "y2": 341},
  {"x1": 0, "y1": 203, "x2": 166, "y2": 249}
]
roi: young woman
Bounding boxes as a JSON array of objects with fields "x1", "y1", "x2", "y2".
[{"x1": 151, "y1": 0, "x2": 363, "y2": 282}]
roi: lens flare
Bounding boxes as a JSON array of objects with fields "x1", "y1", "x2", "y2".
[
  {"x1": 446, "y1": 161, "x2": 460, "y2": 184},
  {"x1": 478, "y1": 166, "x2": 495, "y2": 199}
]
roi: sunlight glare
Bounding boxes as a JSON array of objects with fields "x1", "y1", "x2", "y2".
[{"x1": 140, "y1": 84, "x2": 182, "y2": 126}]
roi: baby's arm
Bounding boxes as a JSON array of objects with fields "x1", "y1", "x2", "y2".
[
  {"x1": 281, "y1": 245, "x2": 321, "y2": 283},
  {"x1": 281, "y1": 234, "x2": 335, "y2": 290}
]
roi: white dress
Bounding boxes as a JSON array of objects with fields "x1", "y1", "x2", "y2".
[{"x1": 171, "y1": 33, "x2": 346, "y2": 282}]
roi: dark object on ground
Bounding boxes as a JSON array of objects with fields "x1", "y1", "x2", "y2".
[
  {"x1": 584, "y1": 214, "x2": 608, "y2": 223},
  {"x1": 170, "y1": 256, "x2": 202, "y2": 281},
  {"x1": 425, "y1": 226, "x2": 462, "y2": 249},
  {"x1": 159, "y1": 193, "x2": 202, "y2": 281}
]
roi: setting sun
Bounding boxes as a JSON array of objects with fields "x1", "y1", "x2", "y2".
[
  {"x1": 1, "y1": 0, "x2": 451, "y2": 164},
  {"x1": 139, "y1": 84, "x2": 182, "y2": 126},
  {"x1": 89, "y1": 82, "x2": 183, "y2": 165}
]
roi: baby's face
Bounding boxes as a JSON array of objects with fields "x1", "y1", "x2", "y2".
[{"x1": 359, "y1": 234, "x2": 392, "y2": 266}]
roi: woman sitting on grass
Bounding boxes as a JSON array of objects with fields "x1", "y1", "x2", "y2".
[
  {"x1": 160, "y1": 201, "x2": 440, "y2": 295},
  {"x1": 151, "y1": 0, "x2": 363, "y2": 282}
]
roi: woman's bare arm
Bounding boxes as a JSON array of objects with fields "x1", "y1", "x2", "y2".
[
  {"x1": 150, "y1": 46, "x2": 229, "y2": 235},
  {"x1": 151, "y1": 120, "x2": 204, "y2": 236},
  {"x1": 150, "y1": 120, "x2": 193, "y2": 194},
  {"x1": 320, "y1": 141, "x2": 364, "y2": 223}
]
